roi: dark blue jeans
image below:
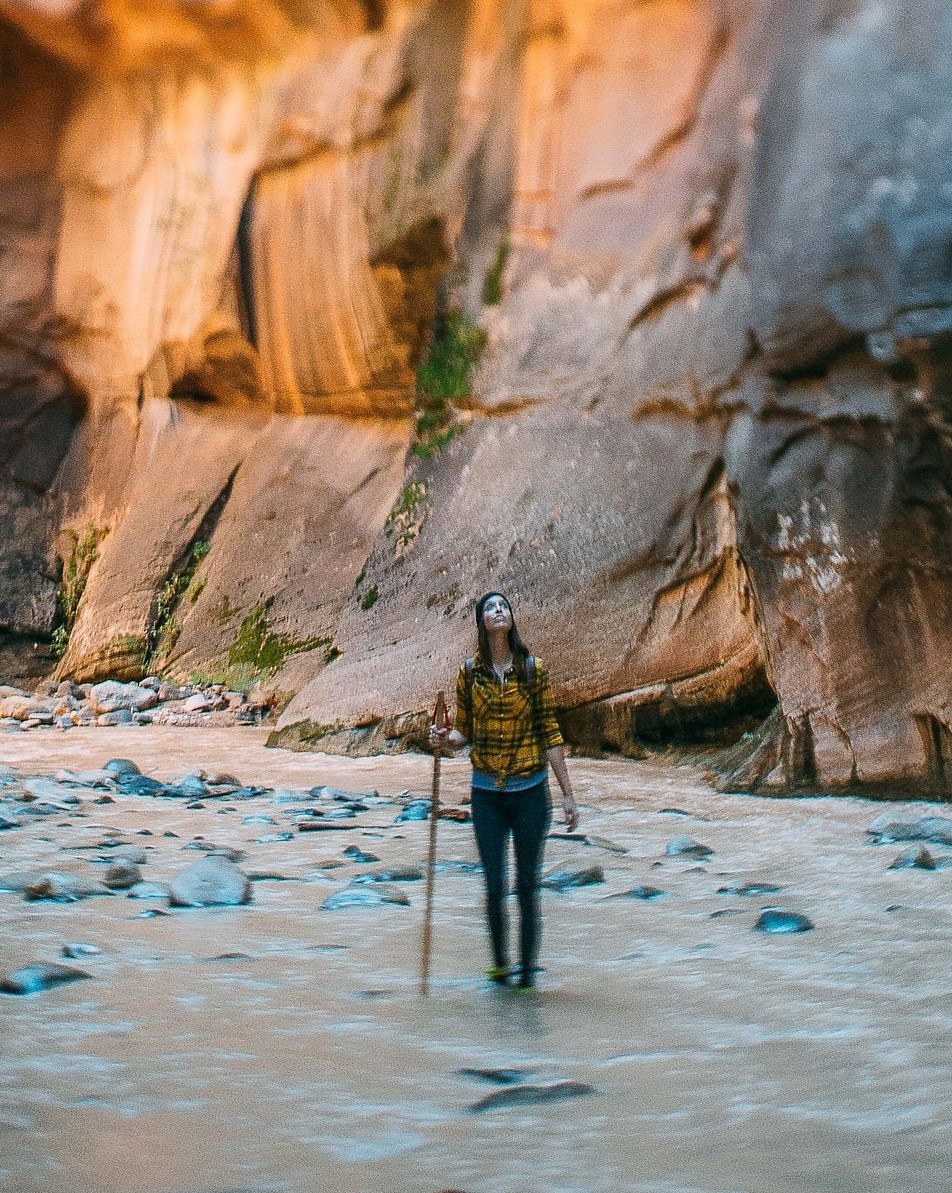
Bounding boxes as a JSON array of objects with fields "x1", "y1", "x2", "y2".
[{"x1": 471, "y1": 781, "x2": 552, "y2": 983}]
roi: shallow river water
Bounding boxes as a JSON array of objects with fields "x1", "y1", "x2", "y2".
[{"x1": 1, "y1": 727, "x2": 951, "y2": 1193}]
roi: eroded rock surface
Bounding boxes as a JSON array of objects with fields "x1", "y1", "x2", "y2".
[{"x1": 0, "y1": 2, "x2": 950, "y2": 792}]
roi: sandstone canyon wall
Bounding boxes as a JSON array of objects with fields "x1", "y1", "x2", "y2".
[{"x1": 1, "y1": 0, "x2": 951, "y2": 795}]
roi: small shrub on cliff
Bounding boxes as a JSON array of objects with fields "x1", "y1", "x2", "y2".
[
  {"x1": 146, "y1": 539, "x2": 210, "y2": 664},
  {"x1": 51, "y1": 524, "x2": 107, "y2": 658},
  {"x1": 216, "y1": 598, "x2": 330, "y2": 690},
  {"x1": 482, "y1": 239, "x2": 510, "y2": 306},
  {"x1": 412, "y1": 311, "x2": 486, "y2": 458}
]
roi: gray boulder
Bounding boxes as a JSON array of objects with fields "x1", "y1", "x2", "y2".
[{"x1": 167, "y1": 857, "x2": 252, "y2": 908}]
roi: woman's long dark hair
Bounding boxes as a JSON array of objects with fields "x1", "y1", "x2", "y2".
[{"x1": 474, "y1": 592, "x2": 532, "y2": 682}]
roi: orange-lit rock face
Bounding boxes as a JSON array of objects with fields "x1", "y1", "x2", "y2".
[{"x1": 2, "y1": 0, "x2": 952, "y2": 793}]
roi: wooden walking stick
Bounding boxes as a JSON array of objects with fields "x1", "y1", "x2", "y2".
[{"x1": 420, "y1": 689, "x2": 448, "y2": 996}]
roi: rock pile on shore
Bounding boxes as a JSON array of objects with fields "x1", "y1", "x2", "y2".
[{"x1": 0, "y1": 679, "x2": 273, "y2": 732}]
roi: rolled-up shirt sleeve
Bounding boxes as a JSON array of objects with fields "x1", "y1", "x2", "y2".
[
  {"x1": 454, "y1": 664, "x2": 472, "y2": 740},
  {"x1": 534, "y1": 660, "x2": 564, "y2": 750}
]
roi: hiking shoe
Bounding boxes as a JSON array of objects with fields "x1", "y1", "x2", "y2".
[
  {"x1": 485, "y1": 965, "x2": 510, "y2": 986},
  {"x1": 513, "y1": 981, "x2": 535, "y2": 996}
]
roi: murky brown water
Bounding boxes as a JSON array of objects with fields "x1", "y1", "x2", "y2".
[{"x1": 2, "y1": 727, "x2": 951, "y2": 1193}]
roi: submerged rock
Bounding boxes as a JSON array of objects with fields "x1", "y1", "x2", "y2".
[
  {"x1": 717, "y1": 882, "x2": 782, "y2": 896},
  {"x1": 24, "y1": 872, "x2": 113, "y2": 902},
  {"x1": 540, "y1": 866, "x2": 605, "y2": 891},
  {"x1": 754, "y1": 910, "x2": 814, "y2": 934},
  {"x1": 0, "y1": 962, "x2": 92, "y2": 995},
  {"x1": 394, "y1": 800, "x2": 430, "y2": 823},
  {"x1": 457, "y1": 1067, "x2": 530, "y2": 1085},
  {"x1": 352, "y1": 865, "x2": 423, "y2": 884},
  {"x1": 117, "y1": 774, "x2": 165, "y2": 798},
  {"x1": 311, "y1": 785, "x2": 376, "y2": 803},
  {"x1": 127, "y1": 881, "x2": 171, "y2": 900},
  {"x1": 607, "y1": 885, "x2": 669, "y2": 901},
  {"x1": 469, "y1": 1081, "x2": 596, "y2": 1113},
  {"x1": 168, "y1": 857, "x2": 252, "y2": 908},
  {"x1": 888, "y1": 845, "x2": 937, "y2": 870},
  {"x1": 666, "y1": 836, "x2": 714, "y2": 859},
  {"x1": 321, "y1": 884, "x2": 410, "y2": 910},
  {"x1": 343, "y1": 845, "x2": 379, "y2": 864},
  {"x1": 867, "y1": 814, "x2": 952, "y2": 846},
  {"x1": 62, "y1": 943, "x2": 101, "y2": 958}
]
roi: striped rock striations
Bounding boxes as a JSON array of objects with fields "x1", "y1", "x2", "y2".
[{"x1": 1, "y1": 1, "x2": 951, "y2": 794}]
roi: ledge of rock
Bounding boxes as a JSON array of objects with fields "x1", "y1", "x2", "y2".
[{"x1": 1, "y1": 2, "x2": 952, "y2": 792}]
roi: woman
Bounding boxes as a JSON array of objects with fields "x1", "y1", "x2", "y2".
[{"x1": 429, "y1": 592, "x2": 578, "y2": 992}]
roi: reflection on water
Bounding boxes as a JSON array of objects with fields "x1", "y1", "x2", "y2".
[{"x1": 1, "y1": 727, "x2": 951, "y2": 1192}]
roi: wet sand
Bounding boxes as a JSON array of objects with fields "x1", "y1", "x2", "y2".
[{"x1": 1, "y1": 726, "x2": 951, "y2": 1193}]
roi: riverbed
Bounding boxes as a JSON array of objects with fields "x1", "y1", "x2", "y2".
[{"x1": 1, "y1": 726, "x2": 950, "y2": 1193}]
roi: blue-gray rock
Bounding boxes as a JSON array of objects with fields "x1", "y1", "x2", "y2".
[
  {"x1": 127, "y1": 882, "x2": 170, "y2": 900},
  {"x1": 888, "y1": 845, "x2": 936, "y2": 871},
  {"x1": 457, "y1": 1067, "x2": 530, "y2": 1085},
  {"x1": 230, "y1": 786, "x2": 268, "y2": 800},
  {"x1": 433, "y1": 860, "x2": 482, "y2": 874},
  {"x1": 252, "y1": 832, "x2": 294, "y2": 844},
  {"x1": 755, "y1": 910, "x2": 814, "y2": 934},
  {"x1": 540, "y1": 866, "x2": 604, "y2": 891},
  {"x1": 321, "y1": 884, "x2": 410, "y2": 910},
  {"x1": 717, "y1": 882, "x2": 782, "y2": 896},
  {"x1": 343, "y1": 845, "x2": 379, "y2": 863},
  {"x1": 170, "y1": 774, "x2": 208, "y2": 799},
  {"x1": 311, "y1": 785, "x2": 376, "y2": 803},
  {"x1": 167, "y1": 857, "x2": 252, "y2": 908},
  {"x1": 1, "y1": 962, "x2": 92, "y2": 995},
  {"x1": 104, "y1": 759, "x2": 141, "y2": 778},
  {"x1": 97, "y1": 709, "x2": 134, "y2": 727},
  {"x1": 117, "y1": 774, "x2": 165, "y2": 797},
  {"x1": 0, "y1": 814, "x2": 21, "y2": 830},
  {"x1": 352, "y1": 866, "x2": 423, "y2": 884},
  {"x1": 608, "y1": 885, "x2": 669, "y2": 901},
  {"x1": 394, "y1": 800, "x2": 430, "y2": 823},
  {"x1": 470, "y1": 1081, "x2": 596, "y2": 1113},
  {"x1": 62, "y1": 943, "x2": 101, "y2": 958},
  {"x1": 666, "y1": 836, "x2": 713, "y2": 859},
  {"x1": 242, "y1": 814, "x2": 277, "y2": 825}
]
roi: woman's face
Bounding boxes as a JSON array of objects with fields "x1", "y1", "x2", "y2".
[{"x1": 482, "y1": 595, "x2": 513, "y2": 633}]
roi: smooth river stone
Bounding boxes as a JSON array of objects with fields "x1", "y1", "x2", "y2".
[
  {"x1": 469, "y1": 1081, "x2": 596, "y2": 1113},
  {"x1": 343, "y1": 845, "x2": 379, "y2": 863},
  {"x1": 540, "y1": 866, "x2": 605, "y2": 891},
  {"x1": 665, "y1": 836, "x2": 714, "y2": 858},
  {"x1": 754, "y1": 910, "x2": 814, "y2": 934},
  {"x1": 0, "y1": 962, "x2": 92, "y2": 995},
  {"x1": 352, "y1": 866, "x2": 423, "y2": 884},
  {"x1": 167, "y1": 857, "x2": 252, "y2": 908},
  {"x1": 321, "y1": 884, "x2": 410, "y2": 910},
  {"x1": 717, "y1": 882, "x2": 782, "y2": 896},
  {"x1": 62, "y1": 943, "x2": 102, "y2": 958},
  {"x1": 24, "y1": 872, "x2": 113, "y2": 902},
  {"x1": 607, "y1": 885, "x2": 669, "y2": 901}
]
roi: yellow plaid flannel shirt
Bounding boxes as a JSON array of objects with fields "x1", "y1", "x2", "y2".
[{"x1": 454, "y1": 656, "x2": 564, "y2": 786}]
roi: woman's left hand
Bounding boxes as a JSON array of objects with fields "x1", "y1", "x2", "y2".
[{"x1": 562, "y1": 795, "x2": 579, "y2": 833}]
